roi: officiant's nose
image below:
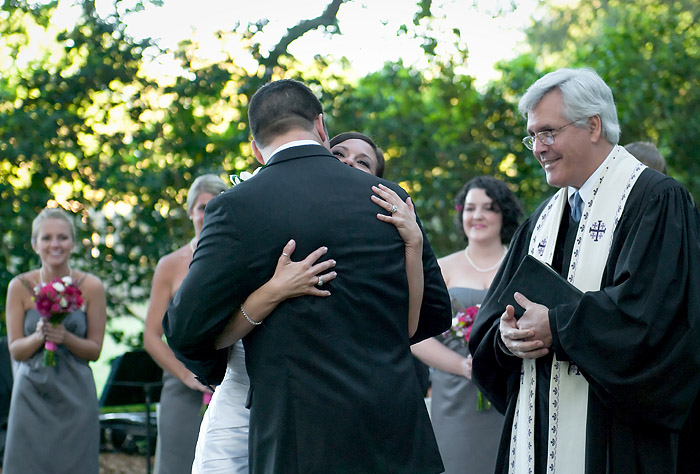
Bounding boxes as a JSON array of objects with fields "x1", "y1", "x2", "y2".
[{"x1": 533, "y1": 137, "x2": 549, "y2": 155}]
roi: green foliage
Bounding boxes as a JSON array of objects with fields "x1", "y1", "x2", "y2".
[
  {"x1": 527, "y1": 0, "x2": 700, "y2": 201},
  {"x1": 0, "y1": 0, "x2": 246, "y2": 337},
  {"x1": 1, "y1": 0, "x2": 161, "y2": 334},
  {"x1": 2, "y1": 0, "x2": 698, "y2": 346},
  {"x1": 0, "y1": 0, "x2": 354, "y2": 342},
  {"x1": 325, "y1": 51, "x2": 553, "y2": 254}
]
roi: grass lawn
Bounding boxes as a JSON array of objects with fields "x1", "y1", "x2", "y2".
[{"x1": 91, "y1": 307, "x2": 148, "y2": 398}]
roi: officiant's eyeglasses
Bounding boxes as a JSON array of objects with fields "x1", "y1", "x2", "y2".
[{"x1": 522, "y1": 121, "x2": 576, "y2": 150}]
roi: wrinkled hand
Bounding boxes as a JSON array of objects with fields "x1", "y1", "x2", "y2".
[
  {"x1": 269, "y1": 239, "x2": 337, "y2": 299},
  {"x1": 514, "y1": 292, "x2": 552, "y2": 350},
  {"x1": 499, "y1": 302, "x2": 548, "y2": 360},
  {"x1": 371, "y1": 184, "x2": 422, "y2": 248},
  {"x1": 40, "y1": 321, "x2": 67, "y2": 345}
]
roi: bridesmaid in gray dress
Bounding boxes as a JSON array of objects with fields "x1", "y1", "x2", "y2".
[
  {"x1": 4, "y1": 208, "x2": 107, "y2": 474},
  {"x1": 144, "y1": 174, "x2": 228, "y2": 474},
  {"x1": 412, "y1": 176, "x2": 522, "y2": 474}
]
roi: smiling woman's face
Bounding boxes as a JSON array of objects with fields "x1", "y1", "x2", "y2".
[
  {"x1": 331, "y1": 138, "x2": 379, "y2": 175},
  {"x1": 462, "y1": 188, "x2": 503, "y2": 244},
  {"x1": 33, "y1": 218, "x2": 74, "y2": 266}
]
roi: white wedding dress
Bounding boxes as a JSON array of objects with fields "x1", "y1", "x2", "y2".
[{"x1": 192, "y1": 340, "x2": 250, "y2": 474}]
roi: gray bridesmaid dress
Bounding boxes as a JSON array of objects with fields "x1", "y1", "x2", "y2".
[
  {"x1": 4, "y1": 308, "x2": 99, "y2": 474},
  {"x1": 153, "y1": 369, "x2": 204, "y2": 474},
  {"x1": 430, "y1": 287, "x2": 504, "y2": 474}
]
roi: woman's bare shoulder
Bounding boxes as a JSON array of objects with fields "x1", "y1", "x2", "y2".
[
  {"x1": 437, "y1": 250, "x2": 467, "y2": 284},
  {"x1": 437, "y1": 250, "x2": 464, "y2": 269},
  {"x1": 156, "y1": 245, "x2": 190, "y2": 272},
  {"x1": 73, "y1": 270, "x2": 104, "y2": 292},
  {"x1": 8, "y1": 270, "x2": 39, "y2": 294}
]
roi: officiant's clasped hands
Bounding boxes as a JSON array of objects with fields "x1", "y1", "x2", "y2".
[{"x1": 500, "y1": 292, "x2": 551, "y2": 360}]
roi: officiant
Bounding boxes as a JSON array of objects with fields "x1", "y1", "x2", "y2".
[{"x1": 468, "y1": 67, "x2": 700, "y2": 474}]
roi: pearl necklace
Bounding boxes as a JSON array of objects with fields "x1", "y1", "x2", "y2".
[
  {"x1": 464, "y1": 245, "x2": 507, "y2": 273},
  {"x1": 40, "y1": 266, "x2": 73, "y2": 285}
]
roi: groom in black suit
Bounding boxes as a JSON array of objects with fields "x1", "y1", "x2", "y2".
[{"x1": 164, "y1": 79, "x2": 451, "y2": 473}]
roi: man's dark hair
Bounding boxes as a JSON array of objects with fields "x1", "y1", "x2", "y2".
[
  {"x1": 248, "y1": 79, "x2": 323, "y2": 148},
  {"x1": 454, "y1": 176, "x2": 524, "y2": 243},
  {"x1": 330, "y1": 132, "x2": 386, "y2": 178}
]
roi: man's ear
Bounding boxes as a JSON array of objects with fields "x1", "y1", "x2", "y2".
[
  {"x1": 314, "y1": 113, "x2": 329, "y2": 147},
  {"x1": 588, "y1": 115, "x2": 603, "y2": 143},
  {"x1": 252, "y1": 140, "x2": 265, "y2": 165}
]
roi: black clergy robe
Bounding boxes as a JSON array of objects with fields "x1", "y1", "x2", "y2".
[{"x1": 469, "y1": 168, "x2": 700, "y2": 474}]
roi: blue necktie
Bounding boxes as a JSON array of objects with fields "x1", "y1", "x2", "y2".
[{"x1": 571, "y1": 191, "x2": 583, "y2": 222}]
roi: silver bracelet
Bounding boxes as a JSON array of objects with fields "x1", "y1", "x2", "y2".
[{"x1": 241, "y1": 304, "x2": 262, "y2": 326}]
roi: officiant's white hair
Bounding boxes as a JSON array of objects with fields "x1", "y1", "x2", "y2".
[
  {"x1": 518, "y1": 68, "x2": 621, "y2": 144},
  {"x1": 186, "y1": 174, "x2": 228, "y2": 215}
]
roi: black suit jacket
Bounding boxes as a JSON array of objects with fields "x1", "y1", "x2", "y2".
[{"x1": 164, "y1": 144, "x2": 451, "y2": 473}]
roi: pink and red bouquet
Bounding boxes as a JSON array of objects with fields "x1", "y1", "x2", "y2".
[
  {"x1": 442, "y1": 304, "x2": 480, "y2": 345},
  {"x1": 442, "y1": 304, "x2": 491, "y2": 410},
  {"x1": 33, "y1": 276, "x2": 83, "y2": 367}
]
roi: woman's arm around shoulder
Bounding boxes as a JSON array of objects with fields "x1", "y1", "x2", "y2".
[
  {"x1": 215, "y1": 239, "x2": 336, "y2": 350},
  {"x1": 372, "y1": 184, "x2": 423, "y2": 337},
  {"x1": 411, "y1": 252, "x2": 472, "y2": 377}
]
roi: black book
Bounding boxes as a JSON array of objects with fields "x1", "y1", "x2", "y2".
[{"x1": 498, "y1": 254, "x2": 583, "y2": 319}]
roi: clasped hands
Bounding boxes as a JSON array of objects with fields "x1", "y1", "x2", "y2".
[
  {"x1": 36, "y1": 319, "x2": 67, "y2": 345},
  {"x1": 499, "y1": 292, "x2": 552, "y2": 359}
]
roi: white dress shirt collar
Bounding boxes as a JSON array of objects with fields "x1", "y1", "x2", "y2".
[
  {"x1": 568, "y1": 145, "x2": 619, "y2": 206},
  {"x1": 265, "y1": 140, "x2": 323, "y2": 164}
]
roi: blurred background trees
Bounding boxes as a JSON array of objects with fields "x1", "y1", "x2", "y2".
[{"x1": 2, "y1": 0, "x2": 698, "y2": 344}]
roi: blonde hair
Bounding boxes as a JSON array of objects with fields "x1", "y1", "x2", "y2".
[
  {"x1": 186, "y1": 174, "x2": 228, "y2": 214},
  {"x1": 31, "y1": 208, "x2": 76, "y2": 246}
]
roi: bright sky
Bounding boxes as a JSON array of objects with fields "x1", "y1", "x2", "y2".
[{"x1": 119, "y1": 0, "x2": 540, "y2": 86}]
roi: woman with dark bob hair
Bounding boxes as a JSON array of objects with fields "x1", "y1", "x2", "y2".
[
  {"x1": 453, "y1": 176, "x2": 523, "y2": 243},
  {"x1": 412, "y1": 175, "x2": 523, "y2": 474}
]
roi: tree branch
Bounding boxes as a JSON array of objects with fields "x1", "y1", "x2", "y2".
[{"x1": 262, "y1": 0, "x2": 347, "y2": 81}]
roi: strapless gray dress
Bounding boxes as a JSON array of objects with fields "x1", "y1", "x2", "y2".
[
  {"x1": 4, "y1": 309, "x2": 99, "y2": 474},
  {"x1": 430, "y1": 287, "x2": 504, "y2": 474},
  {"x1": 153, "y1": 369, "x2": 204, "y2": 474}
]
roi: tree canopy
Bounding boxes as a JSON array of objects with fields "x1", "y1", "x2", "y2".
[{"x1": 2, "y1": 0, "x2": 698, "y2": 343}]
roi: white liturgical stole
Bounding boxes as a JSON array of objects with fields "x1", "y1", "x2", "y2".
[{"x1": 508, "y1": 146, "x2": 646, "y2": 474}]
